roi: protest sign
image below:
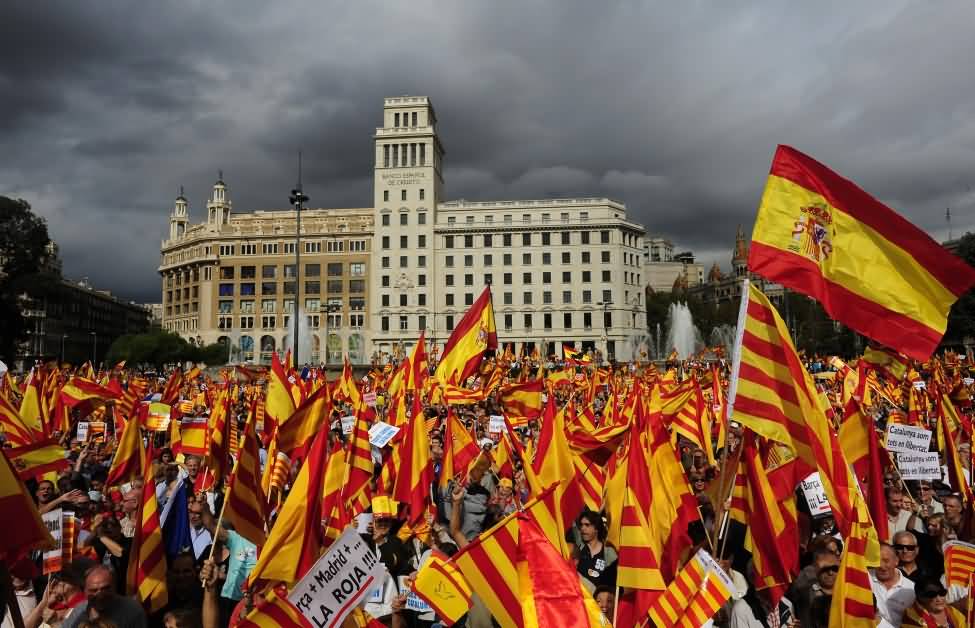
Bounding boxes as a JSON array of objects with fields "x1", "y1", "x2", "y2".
[
  {"x1": 76, "y1": 422, "x2": 90, "y2": 443},
  {"x1": 368, "y1": 422, "x2": 400, "y2": 448},
  {"x1": 42, "y1": 509, "x2": 64, "y2": 574},
  {"x1": 363, "y1": 391, "x2": 377, "y2": 407},
  {"x1": 146, "y1": 402, "x2": 171, "y2": 432},
  {"x1": 898, "y1": 452, "x2": 942, "y2": 480},
  {"x1": 340, "y1": 416, "x2": 355, "y2": 435},
  {"x1": 289, "y1": 526, "x2": 385, "y2": 628},
  {"x1": 800, "y1": 473, "x2": 831, "y2": 516},
  {"x1": 886, "y1": 424, "x2": 932, "y2": 454},
  {"x1": 488, "y1": 415, "x2": 505, "y2": 434}
]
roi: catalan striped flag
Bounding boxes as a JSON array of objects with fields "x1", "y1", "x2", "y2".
[
  {"x1": 828, "y1": 492, "x2": 877, "y2": 628},
  {"x1": 530, "y1": 397, "x2": 585, "y2": 533},
  {"x1": 937, "y1": 394, "x2": 975, "y2": 538},
  {"x1": 648, "y1": 550, "x2": 734, "y2": 628},
  {"x1": 440, "y1": 383, "x2": 486, "y2": 406},
  {"x1": 18, "y1": 369, "x2": 48, "y2": 437},
  {"x1": 341, "y1": 407, "x2": 374, "y2": 516},
  {"x1": 392, "y1": 394, "x2": 433, "y2": 525},
  {"x1": 158, "y1": 369, "x2": 183, "y2": 406},
  {"x1": 222, "y1": 416, "x2": 267, "y2": 547},
  {"x1": 248, "y1": 427, "x2": 330, "y2": 586},
  {"x1": 730, "y1": 282, "x2": 865, "y2": 540},
  {"x1": 838, "y1": 395, "x2": 890, "y2": 543},
  {"x1": 861, "y1": 346, "x2": 909, "y2": 382},
  {"x1": 412, "y1": 550, "x2": 473, "y2": 626},
  {"x1": 0, "y1": 448, "x2": 55, "y2": 561},
  {"x1": 500, "y1": 379, "x2": 544, "y2": 419},
  {"x1": 238, "y1": 587, "x2": 310, "y2": 628},
  {"x1": 944, "y1": 541, "x2": 975, "y2": 588},
  {"x1": 206, "y1": 391, "x2": 233, "y2": 486},
  {"x1": 654, "y1": 377, "x2": 715, "y2": 465},
  {"x1": 435, "y1": 286, "x2": 498, "y2": 385},
  {"x1": 749, "y1": 145, "x2": 975, "y2": 360},
  {"x1": 106, "y1": 411, "x2": 146, "y2": 487},
  {"x1": 405, "y1": 330, "x2": 429, "y2": 393},
  {"x1": 439, "y1": 410, "x2": 481, "y2": 489},
  {"x1": 127, "y1": 439, "x2": 168, "y2": 612}
]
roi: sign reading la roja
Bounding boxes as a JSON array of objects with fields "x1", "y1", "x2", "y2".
[
  {"x1": 885, "y1": 424, "x2": 932, "y2": 454},
  {"x1": 289, "y1": 526, "x2": 384, "y2": 628}
]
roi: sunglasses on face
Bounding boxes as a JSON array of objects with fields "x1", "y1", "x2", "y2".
[
  {"x1": 818, "y1": 565, "x2": 840, "y2": 575},
  {"x1": 918, "y1": 588, "x2": 948, "y2": 599},
  {"x1": 893, "y1": 544, "x2": 917, "y2": 552}
]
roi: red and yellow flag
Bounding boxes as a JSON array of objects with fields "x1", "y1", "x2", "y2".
[
  {"x1": 500, "y1": 379, "x2": 543, "y2": 419},
  {"x1": 828, "y1": 492, "x2": 877, "y2": 628},
  {"x1": 439, "y1": 410, "x2": 480, "y2": 489},
  {"x1": 127, "y1": 441, "x2": 168, "y2": 612},
  {"x1": 435, "y1": 286, "x2": 498, "y2": 385},
  {"x1": 276, "y1": 383, "x2": 330, "y2": 458},
  {"x1": 412, "y1": 550, "x2": 473, "y2": 626},
  {"x1": 944, "y1": 541, "x2": 975, "y2": 588},
  {"x1": 0, "y1": 449, "x2": 55, "y2": 561},
  {"x1": 648, "y1": 550, "x2": 735, "y2": 628},
  {"x1": 106, "y1": 412, "x2": 146, "y2": 487},
  {"x1": 238, "y1": 587, "x2": 310, "y2": 628},
  {"x1": 749, "y1": 145, "x2": 975, "y2": 360},
  {"x1": 222, "y1": 415, "x2": 267, "y2": 547},
  {"x1": 392, "y1": 395, "x2": 433, "y2": 524}
]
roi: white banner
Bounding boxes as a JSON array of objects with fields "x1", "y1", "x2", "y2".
[
  {"x1": 800, "y1": 473, "x2": 832, "y2": 516},
  {"x1": 368, "y1": 422, "x2": 400, "y2": 448},
  {"x1": 76, "y1": 422, "x2": 90, "y2": 443},
  {"x1": 289, "y1": 526, "x2": 385, "y2": 628},
  {"x1": 885, "y1": 424, "x2": 932, "y2": 454},
  {"x1": 42, "y1": 509, "x2": 64, "y2": 574},
  {"x1": 340, "y1": 415, "x2": 356, "y2": 435},
  {"x1": 488, "y1": 415, "x2": 506, "y2": 434},
  {"x1": 897, "y1": 452, "x2": 942, "y2": 480}
]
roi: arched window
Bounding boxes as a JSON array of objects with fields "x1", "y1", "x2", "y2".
[
  {"x1": 348, "y1": 334, "x2": 364, "y2": 364},
  {"x1": 239, "y1": 336, "x2": 255, "y2": 362},
  {"x1": 326, "y1": 334, "x2": 342, "y2": 364}
]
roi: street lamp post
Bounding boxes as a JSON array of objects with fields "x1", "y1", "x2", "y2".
[
  {"x1": 289, "y1": 153, "x2": 309, "y2": 366},
  {"x1": 597, "y1": 300, "x2": 613, "y2": 363},
  {"x1": 90, "y1": 331, "x2": 97, "y2": 366},
  {"x1": 60, "y1": 334, "x2": 68, "y2": 364}
]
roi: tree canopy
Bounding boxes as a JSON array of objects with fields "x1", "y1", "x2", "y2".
[
  {"x1": 0, "y1": 196, "x2": 51, "y2": 361},
  {"x1": 105, "y1": 330, "x2": 228, "y2": 369}
]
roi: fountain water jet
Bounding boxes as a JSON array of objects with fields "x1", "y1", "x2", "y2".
[{"x1": 665, "y1": 302, "x2": 704, "y2": 359}]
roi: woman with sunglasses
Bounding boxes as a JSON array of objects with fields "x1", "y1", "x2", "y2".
[{"x1": 901, "y1": 575, "x2": 966, "y2": 627}]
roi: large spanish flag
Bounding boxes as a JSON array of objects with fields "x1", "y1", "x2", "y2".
[
  {"x1": 749, "y1": 145, "x2": 975, "y2": 360},
  {"x1": 435, "y1": 286, "x2": 498, "y2": 385}
]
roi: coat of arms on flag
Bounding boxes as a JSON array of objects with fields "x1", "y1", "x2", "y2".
[{"x1": 790, "y1": 203, "x2": 833, "y2": 263}]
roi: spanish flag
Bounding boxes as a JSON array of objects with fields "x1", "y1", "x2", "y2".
[
  {"x1": 0, "y1": 449, "x2": 55, "y2": 561},
  {"x1": 563, "y1": 345, "x2": 591, "y2": 365},
  {"x1": 749, "y1": 145, "x2": 975, "y2": 360},
  {"x1": 435, "y1": 286, "x2": 498, "y2": 385}
]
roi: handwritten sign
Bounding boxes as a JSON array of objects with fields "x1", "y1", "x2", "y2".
[
  {"x1": 289, "y1": 526, "x2": 385, "y2": 628},
  {"x1": 340, "y1": 416, "x2": 355, "y2": 435},
  {"x1": 886, "y1": 424, "x2": 932, "y2": 454},
  {"x1": 42, "y1": 509, "x2": 63, "y2": 574},
  {"x1": 898, "y1": 452, "x2": 942, "y2": 480},
  {"x1": 368, "y1": 422, "x2": 400, "y2": 448},
  {"x1": 76, "y1": 422, "x2": 90, "y2": 443},
  {"x1": 363, "y1": 392, "x2": 377, "y2": 407},
  {"x1": 488, "y1": 415, "x2": 506, "y2": 434},
  {"x1": 800, "y1": 473, "x2": 832, "y2": 517}
]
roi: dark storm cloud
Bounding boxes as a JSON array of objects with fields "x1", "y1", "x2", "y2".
[{"x1": 2, "y1": 1, "x2": 975, "y2": 302}]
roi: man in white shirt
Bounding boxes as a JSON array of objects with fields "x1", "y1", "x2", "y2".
[
  {"x1": 187, "y1": 498, "x2": 213, "y2": 560},
  {"x1": 885, "y1": 486, "x2": 923, "y2": 540},
  {"x1": 870, "y1": 543, "x2": 915, "y2": 627}
]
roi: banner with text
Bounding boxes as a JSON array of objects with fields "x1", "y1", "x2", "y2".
[
  {"x1": 800, "y1": 473, "x2": 832, "y2": 517},
  {"x1": 898, "y1": 452, "x2": 942, "y2": 480},
  {"x1": 885, "y1": 424, "x2": 932, "y2": 454},
  {"x1": 289, "y1": 526, "x2": 384, "y2": 628}
]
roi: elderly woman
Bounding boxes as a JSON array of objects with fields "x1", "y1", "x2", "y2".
[{"x1": 901, "y1": 575, "x2": 966, "y2": 627}]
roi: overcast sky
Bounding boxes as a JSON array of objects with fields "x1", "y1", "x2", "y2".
[{"x1": 3, "y1": 1, "x2": 975, "y2": 303}]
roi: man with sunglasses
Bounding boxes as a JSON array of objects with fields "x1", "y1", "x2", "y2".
[
  {"x1": 901, "y1": 575, "x2": 966, "y2": 627},
  {"x1": 870, "y1": 543, "x2": 915, "y2": 627},
  {"x1": 793, "y1": 549, "x2": 839, "y2": 628},
  {"x1": 892, "y1": 531, "x2": 929, "y2": 583}
]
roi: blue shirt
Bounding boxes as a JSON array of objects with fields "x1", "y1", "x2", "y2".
[{"x1": 221, "y1": 530, "x2": 258, "y2": 600}]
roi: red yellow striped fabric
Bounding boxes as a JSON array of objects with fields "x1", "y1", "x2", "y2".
[
  {"x1": 434, "y1": 286, "x2": 498, "y2": 385},
  {"x1": 223, "y1": 417, "x2": 267, "y2": 546},
  {"x1": 127, "y1": 442, "x2": 168, "y2": 612},
  {"x1": 341, "y1": 408, "x2": 374, "y2": 516},
  {"x1": 655, "y1": 378, "x2": 714, "y2": 465},
  {"x1": 106, "y1": 412, "x2": 146, "y2": 487},
  {"x1": 500, "y1": 379, "x2": 543, "y2": 419},
  {"x1": 439, "y1": 411, "x2": 480, "y2": 488},
  {"x1": 0, "y1": 395, "x2": 37, "y2": 447},
  {"x1": 440, "y1": 383, "x2": 486, "y2": 406},
  {"x1": 944, "y1": 541, "x2": 975, "y2": 588},
  {"x1": 276, "y1": 383, "x2": 330, "y2": 458},
  {"x1": 412, "y1": 550, "x2": 473, "y2": 626},
  {"x1": 731, "y1": 283, "x2": 865, "y2": 540},
  {"x1": 647, "y1": 550, "x2": 706, "y2": 625},
  {"x1": 6, "y1": 439, "x2": 69, "y2": 480},
  {"x1": 0, "y1": 448, "x2": 54, "y2": 561},
  {"x1": 827, "y1": 494, "x2": 876, "y2": 628},
  {"x1": 750, "y1": 145, "x2": 975, "y2": 360},
  {"x1": 265, "y1": 352, "x2": 297, "y2": 431},
  {"x1": 392, "y1": 395, "x2": 433, "y2": 524},
  {"x1": 238, "y1": 587, "x2": 310, "y2": 628}
]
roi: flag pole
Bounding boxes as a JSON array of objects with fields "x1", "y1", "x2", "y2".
[
  {"x1": 716, "y1": 278, "x2": 750, "y2": 559},
  {"x1": 200, "y1": 456, "x2": 239, "y2": 588}
]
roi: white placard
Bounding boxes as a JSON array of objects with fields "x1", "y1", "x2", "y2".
[
  {"x1": 913, "y1": 381, "x2": 926, "y2": 390},
  {"x1": 898, "y1": 452, "x2": 942, "y2": 480},
  {"x1": 76, "y1": 422, "x2": 90, "y2": 442},
  {"x1": 42, "y1": 509, "x2": 63, "y2": 574},
  {"x1": 965, "y1": 378, "x2": 974, "y2": 386},
  {"x1": 289, "y1": 526, "x2": 385, "y2": 628},
  {"x1": 368, "y1": 422, "x2": 401, "y2": 448},
  {"x1": 340, "y1": 415, "x2": 355, "y2": 435},
  {"x1": 356, "y1": 513, "x2": 373, "y2": 535},
  {"x1": 488, "y1": 415, "x2": 505, "y2": 434},
  {"x1": 406, "y1": 591, "x2": 432, "y2": 613},
  {"x1": 800, "y1": 473, "x2": 832, "y2": 516},
  {"x1": 886, "y1": 424, "x2": 932, "y2": 454}
]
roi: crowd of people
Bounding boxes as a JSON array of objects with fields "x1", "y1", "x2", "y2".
[{"x1": 2, "y1": 347, "x2": 975, "y2": 628}]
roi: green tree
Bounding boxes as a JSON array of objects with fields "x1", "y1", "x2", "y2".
[
  {"x1": 946, "y1": 232, "x2": 975, "y2": 348},
  {"x1": 0, "y1": 197, "x2": 51, "y2": 361},
  {"x1": 105, "y1": 330, "x2": 223, "y2": 369}
]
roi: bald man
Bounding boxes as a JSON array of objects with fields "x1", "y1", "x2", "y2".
[{"x1": 62, "y1": 565, "x2": 146, "y2": 628}]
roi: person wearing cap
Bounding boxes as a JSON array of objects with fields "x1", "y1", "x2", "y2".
[
  {"x1": 365, "y1": 497, "x2": 410, "y2": 622},
  {"x1": 900, "y1": 575, "x2": 966, "y2": 627}
]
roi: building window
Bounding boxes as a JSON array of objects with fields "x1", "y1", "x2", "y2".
[
  {"x1": 418, "y1": 212, "x2": 426, "y2": 225},
  {"x1": 524, "y1": 313, "x2": 533, "y2": 329},
  {"x1": 419, "y1": 189, "x2": 425, "y2": 201},
  {"x1": 503, "y1": 253, "x2": 512, "y2": 266},
  {"x1": 383, "y1": 190, "x2": 390, "y2": 202},
  {"x1": 400, "y1": 235, "x2": 408, "y2": 248},
  {"x1": 581, "y1": 231, "x2": 591, "y2": 245},
  {"x1": 382, "y1": 294, "x2": 390, "y2": 307},
  {"x1": 420, "y1": 143, "x2": 426, "y2": 165},
  {"x1": 563, "y1": 290, "x2": 572, "y2": 304},
  {"x1": 305, "y1": 281, "x2": 320, "y2": 294},
  {"x1": 283, "y1": 243, "x2": 295, "y2": 254},
  {"x1": 464, "y1": 274, "x2": 473, "y2": 286},
  {"x1": 220, "y1": 267, "x2": 234, "y2": 280},
  {"x1": 504, "y1": 314, "x2": 512, "y2": 330},
  {"x1": 418, "y1": 314, "x2": 426, "y2": 330},
  {"x1": 503, "y1": 273, "x2": 512, "y2": 285},
  {"x1": 542, "y1": 252, "x2": 551, "y2": 265},
  {"x1": 601, "y1": 230, "x2": 610, "y2": 244},
  {"x1": 542, "y1": 271, "x2": 551, "y2": 284},
  {"x1": 604, "y1": 311, "x2": 612, "y2": 329},
  {"x1": 383, "y1": 145, "x2": 390, "y2": 168},
  {"x1": 466, "y1": 215, "x2": 474, "y2": 225},
  {"x1": 417, "y1": 274, "x2": 426, "y2": 286},
  {"x1": 582, "y1": 271, "x2": 591, "y2": 283},
  {"x1": 523, "y1": 253, "x2": 531, "y2": 265},
  {"x1": 261, "y1": 299, "x2": 275, "y2": 313},
  {"x1": 382, "y1": 256, "x2": 390, "y2": 269},
  {"x1": 401, "y1": 190, "x2": 407, "y2": 201},
  {"x1": 326, "y1": 263, "x2": 342, "y2": 276},
  {"x1": 602, "y1": 270, "x2": 611, "y2": 282},
  {"x1": 446, "y1": 293, "x2": 454, "y2": 306},
  {"x1": 564, "y1": 312, "x2": 572, "y2": 329},
  {"x1": 543, "y1": 313, "x2": 552, "y2": 330},
  {"x1": 543, "y1": 291, "x2": 552, "y2": 304},
  {"x1": 448, "y1": 216, "x2": 456, "y2": 225},
  {"x1": 542, "y1": 232, "x2": 550, "y2": 246},
  {"x1": 445, "y1": 236, "x2": 454, "y2": 248},
  {"x1": 523, "y1": 272, "x2": 532, "y2": 284},
  {"x1": 350, "y1": 313, "x2": 364, "y2": 328},
  {"x1": 381, "y1": 275, "x2": 390, "y2": 287},
  {"x1": 483, "y1": 234, "x2": 492, "y2": 248},
  {"x1": 349, "y1": 280, "x2": 365, "y2": 293},
  {"x1": 601, "y1": 251, "x2": 611, "y2": 263},
  {"x1": 304, "y1": 263, "x2": 320, "y2": 277},
  {"x1": 261, "y1": 282, "x2": 276, "y2": 295},
  {"x1": 304, "y1": 241, "x2": 322, "y2": 253},
  {"x1": 327, "y1": 279, "x2": 343, "y2": 293},
  {"x1": 484, "y1": 254, "x2": 493, "y2": 266},
  {"x1": 399, "y1": 256, "x2": 407, "y2": 268},
  {"x1": 240, "y1": 315, "x2": 255, "y2": 329},
  {"x1": 562, "y1": 271, "x2": 571, "y2": 283},
  {"x1": 326, "y1": 240, "x2": 345, "y2": 253},
  {"x1": 350, "y1": 263, "x2": 365, "y2": 276},
  {"x1": 465, "y1": 293, "x2": 474, "y2": 305},
  {"x1": 445, "y1": 255, "x2": 455, "y2": 268},
  {"x1": 582, "y1": 290, "x2": 592, "y2": 304},
  {"x1": 219, "y1": 283, "x2": 234, "y2": 296},
  {"x1": 561, "y1": 232, "x2": 570, "y2": 245},
  {"x1": 418, "y1": 293, "x2": 426, "y2": 306},
  {"x1": 262, "y1": 265, "x2": 276, "y2": 279},
  {"x1": 262, "y1": 243, "x2": 278, "y2": 255},
  {"x1": 381, "y1": 316, "x2": 389, "y2": 332},
  {"x1": 603, "y1": 289, "x2": 613, "y2": 303},
  {"x1": 464, "y1": 255, "x2": 473, "y2": 267},
  {"x1": 399, "y1": 213, "x2": 408, "y2": 226},
  {"x1": 218, "y1": 300, "x2": 233, "y2": 314},
  {"x1": 400, "y1": 294, "x2": 408, "y2": 307},
  {"x1": 446, "y1": 274, "x2": 454, "y2": 286},
  {"x1": 524, "y1": 292, "x2": 533, "y2": 305},
  {"x1": 417, "y1": 255, "x2": 426, "y2": 267},
  {"x1": 382, "y1": 236, "x2": 390, "y2": 249},
  {"x1": 503, "y1": 233, "x2": 512, "y2": 247},
  {"x1": 446, "y1": 315, "x2": 454, "y2": 331},
  {"x1": 582, "y1": 251, "x2": 591, "y2": 264},
  {"x1": 484, "y1": 273, "x2": 492, "y2": 285},
  {"x1": 464, "y1": 235, "x2": 473, "y2": 248},
  {"x1": 418, "y1": 235, "x2": 426, "y2": 248},
  {"x1": 503, "y1": 292, "x2": 512, "y2": 305}
]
